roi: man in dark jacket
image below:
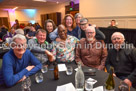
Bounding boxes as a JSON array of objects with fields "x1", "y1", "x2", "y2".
[
  {"x1": 106, "y1": 32, "x2": 136, "y2": 88},
  {"x1": 80, "y1": 18, "x2": 105, "y2": 40}
]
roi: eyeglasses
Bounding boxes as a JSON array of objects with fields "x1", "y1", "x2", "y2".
[
  {"x1": 112, "y1": 37, "x2": 123, "y2": 40},
  {"x1": 80, "y1": 23, "x2": 87, "y2": 26},
  {"x1": 59, "y1": 30, "x2": 66, "y2": 33},
  {"x1": 86, "y1": 32, "x2": 94, "y2": 34}
]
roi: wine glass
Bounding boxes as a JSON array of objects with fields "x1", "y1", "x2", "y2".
[{"x1": 118, "y1": 81, "x2": 129, "y2": 91}]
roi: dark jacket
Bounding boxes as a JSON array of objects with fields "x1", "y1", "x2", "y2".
[{"x1": 106, "y1": 47, "x2": 136, "y2": 84}]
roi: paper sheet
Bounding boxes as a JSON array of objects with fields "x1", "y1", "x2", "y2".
[
  {"x1": 58, "y1": 64, "x2": 67, "y2": 72},
  {"x1": 87, "y1": 78, "x2": 97, "y2": 84},
  {"x1": 93, "y1": 86, "x2": 103, "y2": 91},
  {"x1": 56, "y1": 83, "x2": 76, "y2": 91}
]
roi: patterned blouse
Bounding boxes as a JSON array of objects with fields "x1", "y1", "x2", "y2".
[{"x1": 52, "y1": 35, "x2": 79, "y2": 62}]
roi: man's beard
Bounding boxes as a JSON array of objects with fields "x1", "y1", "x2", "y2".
[{"x1": 87, "y1": 37, "x2": 94, "y2": 41}]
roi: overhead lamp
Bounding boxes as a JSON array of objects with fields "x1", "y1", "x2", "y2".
[
  {"x1": 33, "y1": 0, "x2": 46, "y2": 2},
  {"x1": 12, "y1": 7, "x2": 18, "y2": 10},
  {"x1": 56, "y1": 1, "x2": 59, "y2": 4}
]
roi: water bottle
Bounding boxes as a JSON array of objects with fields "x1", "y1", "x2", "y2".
[{"x1": 75, "y1": 62, "x2": 85, "y2": 91}]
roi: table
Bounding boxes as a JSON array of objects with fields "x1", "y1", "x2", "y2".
[{"x1": 0, "y1": 63, "x2": 135, "y2": 91}]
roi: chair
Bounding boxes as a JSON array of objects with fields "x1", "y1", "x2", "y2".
[
  {"x1": 0, "y1": 59, "x2": 2, "y2": 69},
  {"x1": 104, "y1": 67, "x2": 107, "y2": 72},
  {"x1": 24, "y1": 28, "x2": 30, "y2": 35}
]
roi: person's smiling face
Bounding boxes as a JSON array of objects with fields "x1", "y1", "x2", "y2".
[{"x1": 58, "y1": 25, "x2": 67, "y2": 40}]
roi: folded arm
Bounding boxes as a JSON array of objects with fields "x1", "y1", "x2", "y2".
[{"x1": 25, "y1": 52, "x2": 42, "y2": 77}]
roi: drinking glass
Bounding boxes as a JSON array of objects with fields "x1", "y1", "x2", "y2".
[
  {"x1": 118, "y1": 81, "x2": 129, "y2": 91},
  {"x1": 35, "y1": 73, "x2": 43, "y2": 83},
  {"x1": 41, "y1": 65, "x2": 48, "y2": 73},
  {"x1": 22, "y1": 77, "x2": 31, "y2": 87},
  {"x1": 85, "y1": 79, "x2": 96, "y2": 91},
  {"x1": 21, "y1": 84, "x2": 31, "y2": 91},
  {"x1": 21, "y1": 77, "x2": 31, "y2": 91},
  {"x1": 66, "y1": 66, "x2": 73, "y2": 75}
]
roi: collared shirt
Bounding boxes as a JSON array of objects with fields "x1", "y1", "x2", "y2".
[
  {"x1": 76, "y1": 38, "x2": 107, "y2": 70},
  {"x1": 52, "y1": 35, "x2": 79, "y2": 62},
  {"x1": 28, "y1": 38, "x2": 49, "y2": 63}
]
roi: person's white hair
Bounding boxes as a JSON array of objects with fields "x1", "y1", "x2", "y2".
[
  {"x1": 111, "y1": 32, "x2": 125, "y2": 40},
  {"x1": 85, "y1": 26, "x2": 96, "y2": 32},
  {"x1": 12, "y1": 34, "x2": 26, "y2": 42},
  {"x1": 15, "y1": 29, "x2": 24, "y2": 35},
  {"x1": 74, "y1": 13, "x2": 83, "y2": 19}
]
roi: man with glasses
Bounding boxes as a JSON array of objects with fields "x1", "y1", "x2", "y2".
[
  {"x1": 106, "y1": 32, "x2": 136, "y2": 88},
  {"x1": 76, "y1": 26, "x2": 107, "y2": 70},
  {"x1": 28, "y1": 29, "x2": 55, "y2": 64},
  {"x1": 80, "y1": 18, "x2": 105, "y2": 40}
]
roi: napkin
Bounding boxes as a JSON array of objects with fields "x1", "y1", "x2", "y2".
[
  {"x1": 74, "y1": 68, "x2": 78, "y2": 71},
  {"x1": 75, "y1": 68, "x2": 95, "y2": 72},
  {"x1": 87, "y1": 78, "x2": 97, "y2": 84},
  {"x1": 58, "y1": 64, "x2": 67, "y2": 72},
  {"x1": 93, "y1": 86, "x2": 103, "y2": 91},
  {"x1": 56, "y1": 83, "x2": 76, "y2": 91}
]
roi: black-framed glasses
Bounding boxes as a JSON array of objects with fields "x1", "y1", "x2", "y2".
[
  {"x1": 80, "y1": 23, "x2": 87, "y2": 26},
  {"x1": 59, "y1": 30, "x2": 66, "y2": 34}
]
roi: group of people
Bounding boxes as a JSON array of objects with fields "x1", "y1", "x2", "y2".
[
  {"x1": 0, "y1": 19, "x2": 42, "y2": 43},
  {"x1": 0, "y1": 13, "x2": 136, "y2": 89}
]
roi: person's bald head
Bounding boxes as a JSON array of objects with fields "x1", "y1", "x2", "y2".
[
  {"x1": 111, "y1": 32, "x2": 125, "y2": 50},
  {"x1": 111, "y1": 32, "x2": 125, "y2": 41},
  {"x1": 58, "y1": 24, "x2": 67, "y2": 40}
]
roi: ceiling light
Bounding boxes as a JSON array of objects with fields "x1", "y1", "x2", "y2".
[
  {"x1": 33, "y1": 0, "x2": 46, "y2": 2},
  {"x1": 56, "y1": 1, "x2": 59, "y2": 4},
  {"x1": 13, "y1": 7, "x2": 18, "y2": 10}
]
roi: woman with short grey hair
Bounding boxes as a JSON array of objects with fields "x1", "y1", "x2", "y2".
[
  {"x1": 74, "y1": 13, "x2": 83, "y2": 27},
  {"x1": 74, "y1": 13, "x2": 83, "y2": 39}
]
